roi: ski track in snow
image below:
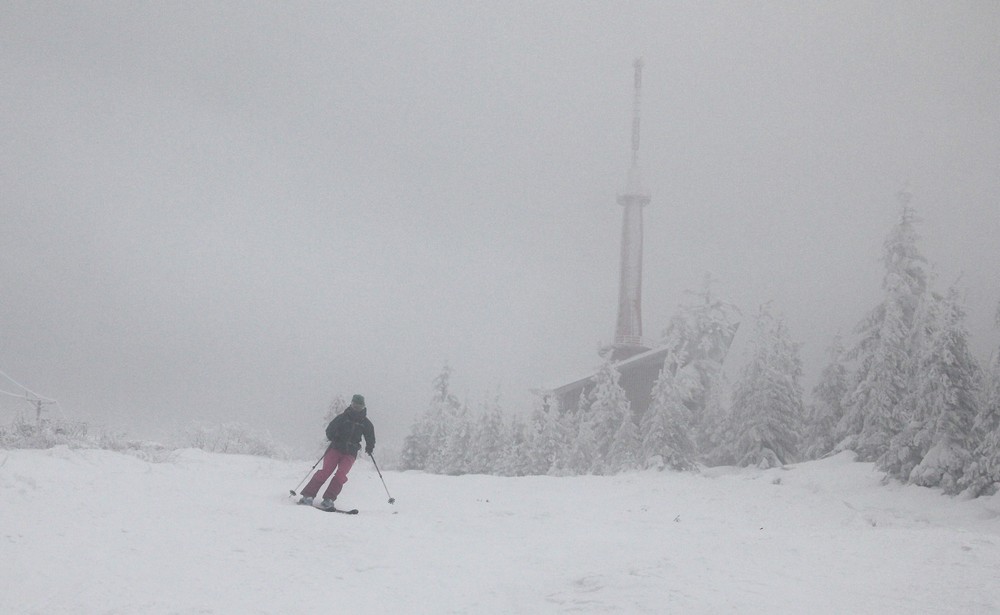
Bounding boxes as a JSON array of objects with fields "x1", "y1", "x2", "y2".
[{"x1": 3, "y1": 447, "x2": 1000, "y2": 614}]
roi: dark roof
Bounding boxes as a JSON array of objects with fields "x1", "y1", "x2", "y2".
[{"x1": 542, "y1": 345, "x2": 671, "y2": 397}]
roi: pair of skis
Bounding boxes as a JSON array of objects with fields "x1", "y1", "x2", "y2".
[
  {"x1": 294, "y1": 498, "x2": 359, "y2": 515},
  {"x1": 319, "y1": 505, "x2": 359, "y2": 515},
  {"x1": 308, "y1": 502, "x2": 359, "y2": 515}
]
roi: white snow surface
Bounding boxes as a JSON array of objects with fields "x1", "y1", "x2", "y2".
[{"x1": 3, "y1": 447, "x2": 1000, "y2": 614}]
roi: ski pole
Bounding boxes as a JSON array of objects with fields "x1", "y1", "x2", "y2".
[
  {"x1": 289, "y1": 446, "x2": 329, "y2": 497},
  {"x1": 369, "y1": 453, "x2": 396, "y2": 504}
]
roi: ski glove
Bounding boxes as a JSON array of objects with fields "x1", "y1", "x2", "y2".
[{"x1": 365, "y1": 444, "x2": 375, "y2": 455}]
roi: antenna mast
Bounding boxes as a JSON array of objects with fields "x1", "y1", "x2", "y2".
[
  {"x1": 609, "y1": 58, "x2": 651, "y2": 360},
  {"x1": 631, "y1": 58, "x2": 643, "y2": 169}
]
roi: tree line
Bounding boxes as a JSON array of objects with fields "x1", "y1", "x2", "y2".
[{"x1": 399, "y1": 200, "x2": 1000, "y2": 497}]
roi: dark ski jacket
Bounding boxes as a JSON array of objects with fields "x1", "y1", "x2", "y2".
[{"x1": 325, "y1": 406, "x2": 375, "y2": 457}]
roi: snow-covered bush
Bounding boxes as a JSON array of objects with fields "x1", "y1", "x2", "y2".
[
  {"x1": 0, "y1": 417, "x2": 91, "y2": 449},
  {"x1": 176, "y1": 421, "x2": 287, "y2": 459},
  {"x1": 0, "y1": 417, "x2": 175, "y2": 462}
]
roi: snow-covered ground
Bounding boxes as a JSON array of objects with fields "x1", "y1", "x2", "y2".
[{"x1": 3, "y1": 447, "x2": 999, "y2": 614}]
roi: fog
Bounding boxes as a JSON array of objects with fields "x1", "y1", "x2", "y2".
[{"x1": 2, "y1": 2, "x2": 998, "y2": 454}]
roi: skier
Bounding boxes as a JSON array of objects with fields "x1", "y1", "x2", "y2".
[{"x1": 298, "y1": 394, "x2": 376, "y2": 511}]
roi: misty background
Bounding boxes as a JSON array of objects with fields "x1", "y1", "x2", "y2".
[{"x1": 2, "y1": 2, "x2": 998, "y2": 455}]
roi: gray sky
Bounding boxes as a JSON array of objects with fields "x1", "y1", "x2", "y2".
[{"x1": 3, "y1": 1, "x2": 999, "y2": 453}]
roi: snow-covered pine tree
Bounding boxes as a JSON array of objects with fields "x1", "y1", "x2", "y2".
[
  {"x1": 438, "y1": 400, "x2": 473, "y2": 475},
  {"x1": 887, "y1": 287, "x2": 981, "y2": 493},
  {"x1": 640, "y1": 352, "x2": 697, "y2": 470},
  {"x1": 718, "y1": 303, "x2": 805, "y2": 468},
  {"x1": 521, "y1": 396, "x2": 571, "y2": 475},
  {"x1": 658, "y1": 276, "x2": 741, "y2": 454},
  {"x1": 605, "y1": 406, "x2": 641, "y2": 473},
  {"x1": 557, "y1": 408, "x2": 597, "y2": 475},
  {"x1": 582, "y1": 360, "x2": 631, "y2": 474},
  {"x1": 496, "y1": 415, "x2": 532, "y2": 476},
  {"x1": 876, "y1": 290, "x2": 946, "y2": 480},
  {"x1": 418, "y1": 365, "x2": 467, "y2": 474},
  {"x1": 959, "y1": 300, "x2": 1000, "y2": 496},
  {"x1": 400, "y1": 368, "x2": 454, "y2": 471},
  {"x1": 399, "y1": 421, "x2": 431, "y2": 471},
  {"x1": 837, "y1": 198, "x2": 929, "y2": 461},
  {"x1": 802, "y1": 336, "x2": 849, "y2": 460},
  {"x1": 467, "y1": 395, "x2": 508, "y2": 475},
  {"x1": 547, "y1": 402, "x2": 588, "y2": 476}
]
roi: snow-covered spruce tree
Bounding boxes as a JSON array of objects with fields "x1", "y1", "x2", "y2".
[
  {"x1": 467, "y1": 396, "x2": 508, "y2": 475},
  {"x1": 640, "y1": 352, "x2": 697, "y2": 470},
  {"x1": 837, "y1": 198, "x2": 929, "y2": 461},
  {"x1": 400, "y1": 370, "x2": 451, "y2": 471},
  {"x1": 405, "y1": 364, "x2": 466, "y2": 474},
  {"x1": 496, "y1": 415, "x2": 532, "y2": 476},
  {"x1": 696, "y1": 365, "x2": 733, "y2": 465},
  {"x1": 399, "y1": 424, "x2": 430, "y2": 471},
  {"x1": 605, "y1": 405, "x2": 641, "y2": 473},
  {"x1": 802, "y1": 336, "x2": 849, "y2": 460},
  {"x1": 557, "y1": 408, "x2": 597, "y2": 475},
  {"x1": 658, "y1": 276, "x2": 741, "y2": 454},
  {"x1": 883, "y1": 287, "x2": 980, "y2": 493},
  {"x1": 717, "y1": 303, "x2": 805, "y2": 468},
  {"x1": 959, "y1": 301, "x2": 1000, "y2": 496},
  {"x1": 521, "y1": 397, "x2": 571, "y2": 475},
  {"x1": 962, "y1": 366, "x2": 1000, "y2": 496},
  {"x1": 582, "y1": 360, "x2": 632, "y2": 474},
  {"x1": 876, "y1": 289, "x2": 950, "y2": 481},
  {"x1": 438, "y1": 400, "x2": 473, "y2": 475}
]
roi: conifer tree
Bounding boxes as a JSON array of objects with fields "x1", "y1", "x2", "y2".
[
  {"x1": 399, "y1": 421, "x2": 431, "y2": 471},
  {"x1": 962, "y1": 361, "x2": 1000, "y2": 496},
  {"x1": 659, "y1": 277, "x2": 741, "y2": 452},
  {"x1": 522, "y1": 397, "x2": 572, "y2": 475},
  {"x1": 640, "y1": 353, "x2": 697, "y2": 470},
  {"x1": 496, "y1": 415, "x2": 532, "y2": 476},
  {"x1": 719, "y1": 303, "x2": 804, "y2": 468},
  {"x1": 959, "y1": 301, "x2": 1000, "y2": 496},
  {"x1": 582, "y1": 361, "x2": 631, "y2": 473},
  {"x1": 838, "y1": 198, "x2": 929, "y2": 461},
  {"x1": 419, "y1": 365, "x2": 467, "y2": 474},
  {"x1": 467, "y1": 396, "x2": 508, "y2": 475},
  {"x1": 438, "y1": 401, "x2": 473, "y2": 475},
  {"x1": 606, "y1": 408, "x2": 641, "y2": 473},
  {"x1": 697, "y1": 368, "x2": 733, "y2": 465},
  {"x1": 885, "y1": 287, "x2": 980, "y2": 493},
  {"x1": 559, "y1": 409, "x2": 597, "y2": 475},
  {"x1": 802, "y1": 336, "x2": 849, "y2": 460}
]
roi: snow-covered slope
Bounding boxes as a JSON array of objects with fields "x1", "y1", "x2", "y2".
[{"x1": 3, "y1": 447, "x2": 999, "y2": 613}]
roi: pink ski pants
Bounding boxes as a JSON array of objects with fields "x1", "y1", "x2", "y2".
[{"x1": 300, "y1": 448, "x2": 356, "y2": 500}]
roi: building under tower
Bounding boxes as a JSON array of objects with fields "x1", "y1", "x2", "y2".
[{"x1": 540, "y1": 60, "x2": 738, "y2": 418}]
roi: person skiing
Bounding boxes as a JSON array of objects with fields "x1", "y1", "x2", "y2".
[{"x1": 298, "y1": 394, "x2": 376, "y2": 511}]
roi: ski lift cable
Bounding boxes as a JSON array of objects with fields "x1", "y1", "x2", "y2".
[
  {"x1": 0, "y1": 367, "x2": 57, "y2": 402},
  {"x1": 0, "y1": 388, "x2": 30, "y2": 399}
]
